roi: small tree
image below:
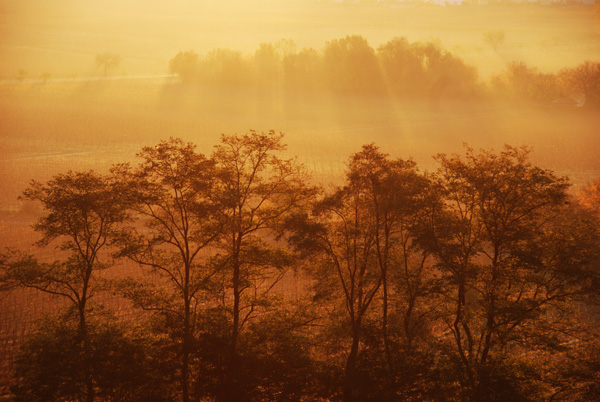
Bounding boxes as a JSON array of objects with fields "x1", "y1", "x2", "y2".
[
  {"x1": 96, "y1": 52, "x2": 122, "y2": 77},
  {"x1": 169, "y1": 50, "x2": 201, "y2": 83},
  {"x1": 483, "y1": 30, "x2": 505, "y2": 53}
]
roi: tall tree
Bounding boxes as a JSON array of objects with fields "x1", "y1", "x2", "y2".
[
  {"x1": 423, "y1": 145, "x2": 600, "y2": 402},
  {"x1": 289, "y1": 145, "x2": 439, "y2": 401},
  {"x1": 114, "y1": 138, "x2": 221, "y2": 402},
  {"x1": 211, "y1": 130, "x2": 314, "y2": 402},
  {"x1": 346, "y1": 145, "x2": 437, "y2": 365},
  {"x1": 289, "y1": 166, "x2": 383, "y2": 401},
  {"x1": 1, "y1": 170, "x2": 128, "y2": 402}
]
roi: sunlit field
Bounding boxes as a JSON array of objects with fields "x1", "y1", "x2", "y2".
[
  {"x1": 1, "y1": 0, "x2": 600, "y2": 400},
  {"x1": 2, "y1": 77, "x2": 600, "y2": 212}
]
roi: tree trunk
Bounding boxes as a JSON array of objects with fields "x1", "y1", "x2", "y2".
[
  {"x1": 343, "y1": 324, "x2": 361, "y2": 402},
  {"x1": 225, "y1": 230, "x2": 242, "y2": 402},
  {"x1": 182, "y1": 293, "x2": 191, "y2": 402},
  {"x1": 382, "y1": 269, "x2": 392, "y2": 369},
  {"x1": 78, "y1": 298, "x2": 95, "y2": 402}
]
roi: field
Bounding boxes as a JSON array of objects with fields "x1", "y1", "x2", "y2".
[{"x1": 1, "y1": 78, "x2": 600, "y2": 212}]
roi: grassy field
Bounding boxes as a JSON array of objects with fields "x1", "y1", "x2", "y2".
[{"x1": 1, "y1": 78, "x2": 600, "y2": 212}]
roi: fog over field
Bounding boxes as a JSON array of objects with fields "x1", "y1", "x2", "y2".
[
  {"x1": 1, "y1": 0, "x2": 600, "y2": 400},
  {"x1": 1, "y1": 1, "x2": 599, "y2": 208}
]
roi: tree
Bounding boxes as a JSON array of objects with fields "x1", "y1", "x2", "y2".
[
  {"x1": 492, "y1": 62, "x2": 559, "y2": 103},
  {"x1": 254, "y1": 42, "x2": 283, "y2": 88},
  {"x1": 378, "y1": 37, "x2": 479, "y2": 104},
  {"x1": 377, "y1": 37, "x2": 426, "y2": 98},
  {"x1": 113, "y1": 138, "x2": 221, "y2": 402},
  {"x1": 288, "y1": 145, "x2": 439, "y2": 401},
  {"x1": 96, "y1": 52, "x2": 122, "y2": 77},
  {"x1": 323, "y1": 35, "x2": 384, "y2": 95},
  {"x1": 289, "y1": 166, "x2": 384, "y2": 401},
  {"x1": 223, "y1": 301, "x2": 319, "y2": 402},
  {"x1": 345, "y1": 145, "x2": 437, "y2": 365},
  {"x1": 169, "y1": 50, "x2": 201, "y2": 83},
  {"x1": 282, "y1": 46, "x2": 320, "y2": 90},
  {"x1": 483, "y1": 30, "x2": 505, "y2": 53},
  {"x1": 211, "y1": 130, "x2": 315, "y2": 402},
  {"x1": 1, "y1": 170, "x2": 129, "y2": 402},
  {"x1": 422, "y1": 145, "x2": 600, "y2": 402},
  {"x1": 559, "y1": 61, "x2": 600, "y2": 107},
  {"x1": 202, "y1": 48, "x2": 251, "y2": 87}
]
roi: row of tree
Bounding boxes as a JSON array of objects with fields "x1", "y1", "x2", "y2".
[
  {"x1": 491, "y1": 60, "x2": 600, "y2": 106},
  {"x1": 168, "y1": 35, "x2": 600, "y2": 107},
  {"x1": 2, "y1": 132, "x2": 600, "y2": 402},
  {"x1": 168, "y1": 36, "x2": 480, "y2": 100}
]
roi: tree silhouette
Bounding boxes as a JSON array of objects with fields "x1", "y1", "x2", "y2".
[
  {"x1": 346, "y1": 145, "x2": 439, "y2": 369},
  {"x1": 113, "y1": 138, "x2": 221, "y2": 402},
  {"x1": 96, "y1": 52, "x2": 121, "y2": 77},
  {"x1": 169, "y1": 51, "x2": 201, "y2": 83},
  {"x1": 323, "y1": 35, "x2": 384, "y2": 94},
  {"x1": 423, "y1": 145, "x2": 600, "y2": 402},
  {"x1": 1, "y1": 170, "x2": 129, "y2": 402},
  {"x1": 3, "y1": 139, "x2": 600, "y2": 402},
  {"x1": 211, "y1": 130, "x2": 315, "y2": 402},
  {"x1": 560, "y1": 61, "x2": 600, "y2": 107},
  {"x1": 483, "y1": 30, "x2": 505, "y2": 53}
]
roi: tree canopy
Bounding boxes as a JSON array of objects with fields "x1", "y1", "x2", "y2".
[{"x1": 2, "y1": 137, "x2": 600, "y2": 402}]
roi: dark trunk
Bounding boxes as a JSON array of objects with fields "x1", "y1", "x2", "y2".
[
  {"x1": 454, "y1": 279, "x2": 476, "y2": 394},
  {"x1": 182, "y1": 291, "x2": 191, "y2": 402},
  {"x1": 224, "y1": 229, "x2": 242, "y2": 402},
  {"x1": 381, "y1": 270, "x2": 392, "y2": 369},
  {"x1": 79, "y1": 298, "x2": 94, "y2": 402},
  {"x1": 343, "y1": 323, "x2": 361, "y2": 402}
]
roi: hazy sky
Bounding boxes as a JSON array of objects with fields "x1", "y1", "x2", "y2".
[{"x1": 1, "y1": 0, "x2": 598, "y2": 78}]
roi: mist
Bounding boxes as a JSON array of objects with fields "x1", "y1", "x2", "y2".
[{"x1": 1, "y1": 1, "x2": 600, "y2": 399}]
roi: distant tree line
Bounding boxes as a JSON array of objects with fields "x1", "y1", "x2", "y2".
[
  {"x1": 2, "y1": 132, "x2": 600, "y2": 402},
  {"x1": 168, "y1": 36, "x2": 600, "y2": 108},
  {"x1": 491, "y1": 60, "x2": 600, "y2": 107},
  {"x1": 168, "y1": 36, "x2": 480, "y2": 104}
]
